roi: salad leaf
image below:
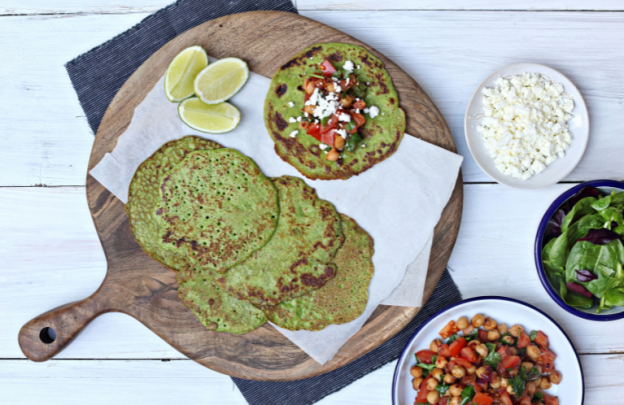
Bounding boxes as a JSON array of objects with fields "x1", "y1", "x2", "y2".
[
  {"x1": 609, "y1": 190, "x2": 624, "y2": 209},
  {"x1": 545, "y1": 209, "x2": 566, "y2": 241},
  {"x1": 484, "y1": 343, "x2": 501, "y2": 368},
  {"x1": 460, "y1": 385, "x2": 475, "y2": 405},
  {"x1": 414, "y1": 354, "x2": 437, "y2": 372},
  {"x1": 566, "y1": 240, "x2": 624, "y2": 298},
  {"x1": 465, "y1": 328, "x2": 479, "y2": 341},
  {"x1": 576, "y1": 269, "x2": 598, "y2": 282},
  {"x1": 577, "y1": 228, "x2": 621, "y2": 245},
  {"x1": 591, "y1": 194, "x2": 612, "y2": 211},
  {"x1": 561, "y1": 197, "x2": 597, "y2": 232},
  {"x1": 566, "y1": 282, "x2": 593, "y2": 297},
  {"x1": 600, "y1": 262, "x2": 624, "y2": 311},
  {"x1": 447, "y1": 334, "x2": 459, "y2": 343},
  {"x1": 344, "y1": 132, "x2": 362, "y2": 152},
  {"x1": 599, "y1": 207, "x2": 624, "y2": 236},
  {"x1": 530, "y1": 330, "x2": 537, "y2": 341},
  {"x1": 557, "y1": 274, "x2": 594, "y2": 308},
  {"x1": 510, "y1": 366, "x2": 541, "y2": 397},
  {"x1": 534, "y1": 392, "x2": 544, "y2": 402},
  {"x1": 345, "y1": 121, "x2": 356, "y2": 132},
  {"x1": 564, "y1": 187, "x2": 600, "y2": 213},
  {"x1": 436, "y1": 384, "x2": 450, "y2": 396}
]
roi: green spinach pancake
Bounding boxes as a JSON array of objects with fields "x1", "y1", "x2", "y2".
[
  {"x1": 154, "y1": 148, "x2": 279, "y2": 273},
  {"x1": 265, "y1": 214, "x2": 374, "y2": 331},
  {"x1": 176, "y1": 267, "x2": 266, "y2": 335},
  {"x1": 126, "y1": 136, "x2": 224, "y2": 271},
  {"x1": 264, "y1": 42, "x2": 406, "y2": 180},
  {"x1": 217, "y1": 176, "x2": 344, "y2": 307}
]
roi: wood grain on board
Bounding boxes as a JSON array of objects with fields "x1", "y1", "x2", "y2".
[{"x1": 17, "y1": 11, "x2": 463, "y2": 380}]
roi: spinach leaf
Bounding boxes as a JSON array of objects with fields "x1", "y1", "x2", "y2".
[
  {"x1": 577, "y1": 228, "x2": 621, "y2": 245},
  {"x1": 566, "y1": 240, "x2": 624, "y2": 298},
  {"x1": 591, "y1": 194, "x2": 612, "y2": 211},
  {"x1": 545, "y1": 209, "x2": 566, "y2": 240},
  {"x1": 460, "y1": 385, "x2": 475, "y2": 405},
  {"x1": 344, "y1": 132, "x2": 362, "y2": 152},
  {"x1": 609, "y1": 191, "x2": 624, "y2": 209},
  {"x1": 564, "y1": 187, "x2": 600, "y2": 213},
  {"x1": 557, "y1": 274, "x2": 594, "y2": 308},
  {"x1": 600, "y1": 207, "x2": 624, "y2": 236},
  {"x1": 601, "y1": 262, "x2": 624, "y2": 310},
  {"x1": 561, "y1": 197, "x2": 598, "y2": 232}
]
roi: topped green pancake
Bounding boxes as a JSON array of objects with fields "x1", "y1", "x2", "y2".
[
  {"x1": 154, "y1": 149, "x2": 280, "y2": 273},
  {"x1": 126, "y1": 136, "x2": 223, "y2": 271},
  {"x1": 217, "y1": 176, "x2": 344, "y2": 307},
  {"x1": 264, "y1": 42, "x2": 406, "y2": 180},
  {"x1": 176, "y1": 267, "x2": 266, "y2": 335},
  {"x1": 265, "y1": 214, "x2": 374, "y2": 331}
]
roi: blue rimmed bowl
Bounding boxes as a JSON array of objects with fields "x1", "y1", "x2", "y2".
[
  {"x1": 392, "y1": 296, "x2": 583, "y2": 405},
  {"x1": 535, "y1": 179, "x2": 624, "y2": 321}
]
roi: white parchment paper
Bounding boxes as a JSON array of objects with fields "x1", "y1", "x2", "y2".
[{"x1": 90, "y1": 70, "x2": 462, "y2": 364}]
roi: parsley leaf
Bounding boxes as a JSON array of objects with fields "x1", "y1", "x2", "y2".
[
  {"x1": 510, "y1": 366, "x2": 542, "y2": 397},
  {"x1": 413, "y1": 354, "x2": 437, "y2": 372},
  {"x1": 464, "y1": 328, "x2": 479, "y2": 342},
  {"x1": 534, "y1": 392, "x2": 544, "y2": 401},
  {"x1": 436, "y1": 384, "x2": 450, "y2": 396},
  {"x1": 460, "y1": 385, "x2": 475, "y2": 405},
  {"x1": 484, "y1": 348, "x2": 501, "y2": 369},
  {"x1": 447, "y1": 334, "x2": 460, "y2": 343},
  {"x1": 530, "y1": 330, "x2": 537, "y2": 341}
]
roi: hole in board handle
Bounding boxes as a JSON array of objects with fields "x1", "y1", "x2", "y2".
[{"x1": 39, "y1": 327, "x2": 56, "y2": 344}]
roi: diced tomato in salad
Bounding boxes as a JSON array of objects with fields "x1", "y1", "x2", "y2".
[
  {"x1": 448, "y1": 337, "x2": 466, "y2": 357},
  {"x1": 517, "y1": 331, "x2": 531, "y2": 348},
  {"x1": 415, "y1": 350, "x2": 436, "y2": 364},
  {"x1": 473, "y1": 392, "x2": 494, "y2": 405},
  {"x1": 319, "y1": 60, "x2": 336, "y2": 76},
  {"x1": 439, "y1": 320, "x2": 460, "y2": 339},
  {"x1": 320, "y1": 130, "x2": 335, "y2": 146},
  {"x1": 460, "y1": 346, "x2": 479, "y2": 363},
  {"x1": 534, "y1": 330, "x2": 550, "y2": 348},
  {"x1": 543, "y1": 393, "x2": 561, "y2": 405}
]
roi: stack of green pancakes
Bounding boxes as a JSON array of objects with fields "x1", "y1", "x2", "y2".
[{"x1": 127, "y1": 136, "x2": 375, "y2": 334}]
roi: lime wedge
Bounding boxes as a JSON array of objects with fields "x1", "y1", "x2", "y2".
[
  {"x1": 178, "y1": 97, "x2": 241, "y2": 133},
  {"x1": 194, "y1": 57, "x2": 249, "y2": 104},
  {"x1": 164, "y1": 46, "x2": 208, "y2": 102}
]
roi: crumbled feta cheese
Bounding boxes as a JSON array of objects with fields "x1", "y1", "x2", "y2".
[
  {"x1": 476, "y1": 72, "x2": 574, "y2": 180},
  {"x1": 355, "y1": 109, "x2": 360, "y2": 114},
  {"x1": 343, "y1": 60, "x2": 354, "y2": 72},
  {"x1": 297, "y1": 116, "x2": 302, "y2": 122},
  {"x1": 357, "y1": 65, "x2": 361, "y2": 69},
  {"x1": 336, "y1": 129, "x2": 347, "y2": 139},
  {"x1": 288, "y1": 117, "x2": 296, "y2": 123},
  {"x1": 366, "y1": 82, "x2": 370, "y2": 85},
  {"x1": 338, "y1": 113, "x2": 351, "y2": 122},
  {"x1": 368, "y1": 106, "x2": 380, "y2": 118},
  {"x1": 345, "y1": 78, "x2": 350, "y2": 85},
  {"x1": 289, "y1": 130, "x2": 299, "y2": 138},
  {"x1": 361, "y1": 144, "x2": 366, "y2": 147},
  {"x1": 304, "y1": 112, "x2": 309, "y2": 117},
  {"x1": 333, "y1": 84, "x2": 342, "y2": 93},
  {"x1": 307, "y1": 88, "x2": 340, "y2": 120},
  {"x1": 287, "y1": 101, "x2": 295, "y2": 108},
  {"x1": 319, "y1": 144, "x2": 328, "y2": 150}
]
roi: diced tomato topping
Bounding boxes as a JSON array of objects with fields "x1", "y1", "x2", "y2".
[
  {"x1": 305, "y1": 123, "x2": 322, "y2": 141},
  {"x1": 542, "y1": 393, "x2": 561, "y2": 405},
  {"x1": 319, "y1": 60, "x2": 336, "y2": 76},
  {"x1": 534, "y1": 330, "x2": 550, "y2": 348},
  {"x1": 320, "y1": 114, "x2": 339, "y2": 134},
  {"x1": 416, "y1": 350, "x2": 436, "y2": 364},
  {"x1": 472, "y1": 392, "x2": 494, "y2": 405},
  {"x1": 438, "y1": 344, "x2": 452, "y2": 358},
  {"x1": 445, "y1": 359, "x2": 455, "y2": 373},
  {"x1": 518, "y1": 395, "x2": 532, "y2": 405},
  {"x1": 437, "y1": 397, "x2": 449, "y2": 405},
  {"x1": 499, "y1": 355, "x2": 520, "y2": 370},
  {"x1": 517, "y1": 332, "x2": 530, "y2": 348},
  {"x1": 460, "y1": 346, "x2": 479, "y2": 363},
  {"x1": 454, "y1": 357, "x2": 473, "y2": 369},
  {"x1": 478, "y1": 329, "x2": 489, "y2": 342},
  {"x1": 415, "y1": 376, "x2": 432, "y2": 404},
  {"x1": 353, "y1": 99, "x2": 366, "y2": 110},
  {"x1": 320, "y1": 130, "x2": 335, "y2": 146},
  {"x1": 499, "y1": 392, "x2": 513, "y2": 405},
  {"x1": 439, "y1": 320, "x2": 460, "y2": 339},
  {"x1": 449, "y1": 337, "x2": 467, "y2": 357},
  {"x1": 538, "y1": 349, "x2": 558, "y2": 364},
  {"x1": 497, "y1": 345, "x2": 511, "y2": 359},
  {"x1": 350, "y1": 112, "x2": 366, "y2": 129}
]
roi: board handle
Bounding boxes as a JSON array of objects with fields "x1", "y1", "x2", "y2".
[{"x1": 18, "y1": 294, "x2": 111, "y2": 362}]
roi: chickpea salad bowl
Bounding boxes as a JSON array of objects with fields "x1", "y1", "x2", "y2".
[{"x1": 392, "y1": 297, "x2": 583, "y2": 405}]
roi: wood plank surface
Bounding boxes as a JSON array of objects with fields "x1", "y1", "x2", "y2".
[{"x1": 3, "y1": 11, "x2": 624, "y2": 186}]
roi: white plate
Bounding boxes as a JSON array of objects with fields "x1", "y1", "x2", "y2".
[
  {"x1": 465, "y1": 63, "x2": 589, "y2": 189},
  {"x1": 392, "y1": 296, "x2": 584, "y2": 405}
]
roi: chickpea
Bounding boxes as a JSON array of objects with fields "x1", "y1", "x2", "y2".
[
  {"x1": 506, "y1": 385, "x2": 514, "y2": 395},
  {"x1": 449, "y1": 397, "x2": 461, "y2": 405},
  {"x1": 449, "y1": 384, "x2": 463, "y2": 397},
  {"x1": 427, "y1": 391, "x2": 440, "y2": 404},
  {"x1": 497, "y1": 323, "x2": 509, "y2": 335},
  {"x1": 443, "y1": 374, "x2": 456, "y2": 385},
  {"x1": 430, "y1": 339, "x2": 442, "y2": 353},
  {"x1": 510, "y1": 324, "x2": 524, "y2": 337},
  {"x1": 468, "y1": 339, "x2": 480, "y2": 348},
  {"x1": 451, "y1": 365, "x2": 466, "y2": 378},
  {"x1": 550, "y1": 370, "x2": 563, "y2": 385},
  {"x1": 500, "y1": 378, "x2": 509, "y2": 388},
  {"x1": 483, "y1": 317, "x2": 498, "y2": 331},
  {"x1": 502, "y1": 335, "x2": 515, "y2": 345},
  {"x1": 462, "y1": 324, "x2": 475, "y2": 335},
  {"x1": 304, "y1": 104, "x2": 315, "y2": 114},
  {"x1": 488, "y1": 330, "x2": 501, "y2": 341},
  {"x1": 456, "y1": 317, "x2": 469, "y2": 330},
  {"x1": 326, "y1": 148, "x2": 340, "y2": 161},
  {"x1": 508, "y1": 368, "x2": 519, "y2": 377},
  {"x1": 410, "y1": 366, "x2": 423, "y2": 379},
  {"x1": 509, "y1": 347, "x2": 518, "y2": 356},
  {"x1": 526, "y1": 381, "x2": 537, "y2": 397},
  {"x1": 304, "y1": 79, "x2": 316, "y2": 94},
  {"x1": 539, "y1": 377, "x2": 552, "y2": 390},
  {"x1": 466, "y1": 364, "x2": 476, "y2": 375},
  {"x1": 340, "y1": 94, "x2": 354, "y2": 108},
  {"x1": 476, "y1": 366, "x2": 488, "y2": 379},
  {"x1": 490, "y1": 373, "x2": 501, "y2": 389},
  {"x1": 334, "y1": 135, "x2": 345, "y2": 150},
  {"x1": 475, "y1": 344, "x2": 488, "y2": 357},
  {"x1": 471, "y1": 314, "x2": 485, "y2": 327},
  {"x1": 435, "y1": 356, "x2": 448, "y2": 369},
  {"x1": 521, "y1": 362, "x2": 534, "y2": 372},
  {"x1": 534, "y1": 364, "x2": 542, "y2": 374},
  {"x1": 426, "y1": 377, "x2": 438, "y2": 390},
  {"x1": 412, "y1": 377, "x2": 424, "y2": 390},
  {"x1": 324, "y1": 82, "x2": 337, "y2": 93},
  {"x1": 431, "y1": 368, "x2": 444, "y2": 382},
  {"x1": 527, "y1": 344, "x2": 541, "y2": 360}
]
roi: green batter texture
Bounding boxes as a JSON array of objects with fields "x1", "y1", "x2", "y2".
[
  {"x1": 265, "y1": 214, "x2": 374, "y2": 331},
  {"x1": 154, "y1": 149, "x2": 280, "y2": 274},
  {"x1": 264, "y1": 42, "x2": 406, "y2": 180},
  {"x1": 176, "y1": 267, "x2": 267, "y2": 335},
  {"x1": 217, "y1": 176, "x2": 344, "y2": 307}
]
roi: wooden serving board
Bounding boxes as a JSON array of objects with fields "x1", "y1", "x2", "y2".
[{"x1": 18, "y1": 11, "x2": 463, "y2": 381}]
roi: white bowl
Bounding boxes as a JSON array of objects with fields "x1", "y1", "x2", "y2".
[
  {"x1": 392, "y1": 296, "x2": 584, "y2": 405},
  {"x1": 465, "y1": 63, "x2": 589, "y2": 189}
]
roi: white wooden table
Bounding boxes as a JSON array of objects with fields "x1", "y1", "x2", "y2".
[{"x1": 2, "y1": 1, "x2": 624, "y2": 403}]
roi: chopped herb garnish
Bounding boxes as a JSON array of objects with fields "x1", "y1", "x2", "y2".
[
  {"x1": 345, "y1": 132, "x2": 362, "y2": 152},
  {"x1": 321, "y1": 116, "x2": 330, "y2": 126},
  {"x1": 464, "y1": 328, "x2": 479, "y2": 341},
  {"x1": 484, "y1": 343, "x2": 501, "y2": 369},
  {"x1": 310, "y1": 73, "x2": 325, "y2": 79},
  {"x1": 436, "y1": 384, "x2": 450, "y2": 396},
  {"x1": 534, "y1": 392, "x2": 544, "y2": 401},
  {"x1": 345, "y1": 121, "x2": 357, "y2": 132},
  {"x1": 447, "y1": 334, "x2": 459, "y2": 343},
  {"x1": 460, "y1": 385, "x2": 475, "y2": 405},
  {"x1": 413, "y1": 354, "x2": 437, "y2": 372},
  {"x1": 530, "y1": 330, "x2": 537, "y2": 341}
]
